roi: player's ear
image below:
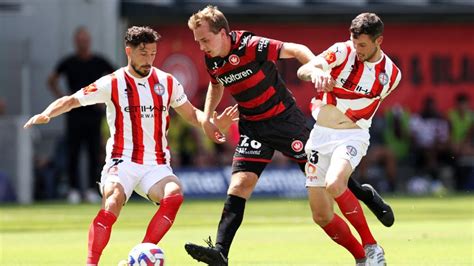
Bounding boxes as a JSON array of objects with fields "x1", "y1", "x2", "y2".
[
  {"x1": 375, "y1": 35, "x2": 383, "y2": 46},
  {"x1": 219, "y1": 28, "x2": 227, "y2": 38},
  {"x1": 125, "y1": 46, "x2": 132, "y2": 57}
]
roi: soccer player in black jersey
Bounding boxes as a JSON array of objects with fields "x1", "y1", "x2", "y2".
[{"x1": 184, "y1": 6, "x2": 394, "y2": 265}]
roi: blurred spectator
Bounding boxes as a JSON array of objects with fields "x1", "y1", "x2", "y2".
[
  {"x1": 47, "y1": 26, "x2": 114, "y2": 203},
  {"x1": 0, "y1": 98, "x2": 16, "y2": 202},
  {"x1": 409, "y1": 96, "x2": 451, "y2": 193},
  {"x1": 358, "y1": 105, "x2": 412, "y2": 192},
  {"x1": 448, "y1": 93, "x2": 474, "y2": 190},
  {"x1": 383, "y1": 105, "x2": 411, "y2": 163},
  {"x1": 357, "y1": 113, "x2": 397, "y2": 192},
  {"x1": 33, "y1": 138, "x2": 67, "y2": 200},
  {"x1": 0, "y1": 98, "x2": 5, "y2": 115}
]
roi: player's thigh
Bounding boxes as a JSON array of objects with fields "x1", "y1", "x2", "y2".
[
  {"x1": 325, "y1": 157, "x2": 353, "y2": 187},
  {"x1": 327, "y1": 141, "x2": 367, "y2": 184},
  {"x1": 146, "y1": 175, "x2": 182, "y2": 203},
  {"x1": 137, "y1": 164, "x2": 181, "y2": 203},
  {"x1": 100, "y1": 159, "x2": 141, "y2": 203}
]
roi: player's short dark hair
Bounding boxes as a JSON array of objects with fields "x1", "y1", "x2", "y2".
[
  {"x1": 125, "y1": 26, "x2": 161, "y2": 47},
  {"x1": 350, "y1": 13, "x2": 384, "y2": 40},
  {"x1": 188, "y1": 5, "x2": 230, "y2": 34}
]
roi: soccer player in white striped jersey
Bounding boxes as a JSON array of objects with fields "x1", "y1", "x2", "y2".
[
  {"x1": 24, "y1": 26, "x2": 238, "y2": 266},
  {"x1": 297, "y1": 13, "x2": 401, "y2": 265}
]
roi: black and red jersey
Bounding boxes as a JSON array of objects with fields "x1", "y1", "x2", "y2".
[{"x1": 205, "y1": 31, "x2": 296, "y2": 121}]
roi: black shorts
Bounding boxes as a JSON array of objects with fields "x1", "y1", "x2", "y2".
[{"x1": 232, "y1": 107, "x2": 310, "y2": 176}]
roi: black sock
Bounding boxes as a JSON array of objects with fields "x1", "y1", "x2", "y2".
[
  {"x1": 348, "y1": 177, "x2": 373, "y2": 203},
  {"x1": 215, "y1": 195, "x2": 246, "y2": 257}
]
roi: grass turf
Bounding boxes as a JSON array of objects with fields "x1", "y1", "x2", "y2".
[{"x1": 1, "y1": 195, "x2": 473, "y2": 265}]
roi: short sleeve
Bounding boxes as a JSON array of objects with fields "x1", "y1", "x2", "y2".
[
  {"x1": 248, "y1": 36, "x2": 284, "y2": 62},
  {"x1": 316, "y1": 42, "x2": 349, "y2": 71},
  {"x1": 73, "y1": 75, "x2": 111, "y2": 106},
  {"x1": 170, "y1": 76, "x2": 188, "y2": 108}
]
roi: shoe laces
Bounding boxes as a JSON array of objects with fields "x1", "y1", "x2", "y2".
[{"x1": 204, "y1": 236, "x2": 215, "y2": 248}]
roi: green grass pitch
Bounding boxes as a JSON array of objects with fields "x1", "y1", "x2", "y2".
[{"x1": 1, "y1": 195, "x2": 473, "y2": 265}]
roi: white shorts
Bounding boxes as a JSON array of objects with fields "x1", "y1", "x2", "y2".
[
  {"x1": 99, "y1": 159, "x2": 177, "y2": 202},
  {"x1": 305, "y1": 125, "x2": 370, "y2": 187}
]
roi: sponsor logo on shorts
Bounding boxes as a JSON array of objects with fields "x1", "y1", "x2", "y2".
[
  {"x1": 291, "y1": 140, "x2": 304, "y2": 152},
  {"x1": 236, "y1": 147, "x2": 262, "y2": 156},
  {"x1": 305, "y1": 163, "x2": 318, "y2": 181},
  {"x1": 346, "y1": 145, "x2": 357, "y2": 157}
]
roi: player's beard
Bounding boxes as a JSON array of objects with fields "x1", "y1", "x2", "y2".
[
  {"x1": 363, "y1": 46, "x2": 379, "y2": 62},
  {"x1": 131, "y1": 62, "x2": 151, "y2": 77}
]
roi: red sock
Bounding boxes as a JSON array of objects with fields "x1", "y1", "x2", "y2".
[
  {"x1": 322, "y1": 214, "x2": 366, "y2": 259},
  {"x1": 142, "y1": 194, "x2": 184, "y2": 244},
  {"x1": 335, "y1": 189, "x2": 376, "y2": 246},
  {"x1": 87, "y1": 209, "x2": 117, "y2": 265}
]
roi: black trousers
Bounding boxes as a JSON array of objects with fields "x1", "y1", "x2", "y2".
[{"x1": 66, "y1": 114, "x2": 103, "y2": 191}]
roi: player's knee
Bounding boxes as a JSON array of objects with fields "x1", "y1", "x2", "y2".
[
  {"x1": 326, "y1": 179, "x2": 347, "y2": 198},
  {"x1": 167, "y1": 187, "x2": 183, "y2": 198},
  {"x1": 104, "y1": 188, "x2": 126, "y2": 214},
  {"x1": 163, "y1": 182, "x2": 183, "y2": 198},
  {"x1": 312, "y1": 210, "x2": 332, "y2": 226},
  {"x1": 229, "y1": 173, "x2": 257, "y2": 194}
]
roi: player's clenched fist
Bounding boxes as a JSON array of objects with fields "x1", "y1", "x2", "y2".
[
  {"x1": 310, "y1": 68, "x2": 335, "y2": 93},
  {"x1": 23, "y1": 114, "x2": 50, "y2": 128}
]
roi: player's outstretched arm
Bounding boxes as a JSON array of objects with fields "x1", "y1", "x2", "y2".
[
  {"x1": 174, "y1": 101, "x2": 227, "y2": 144},
  {"x1": 279, "y1": 42, "x2": 316, "y2": 65},
  {"x1": 23, "y1": 95, "x2": 81, "y2": 128}
]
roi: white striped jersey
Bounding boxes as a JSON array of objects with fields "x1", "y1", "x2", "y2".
[
  {"x1": 314, "y1": 40, "x2": 402, "y2": 130},
  {"x1": 74, "y1": 67, "x2": 188, "y2": 165}
]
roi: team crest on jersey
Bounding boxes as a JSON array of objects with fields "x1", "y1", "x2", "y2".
[
  {"x1": 324, "y1": 51, "x2": 337, "y2": 64},
  {"x1": 378, "y1": 72, "x2": 389, "y2": 86},
  {"x1": 82, "y1": 84, "x2": 97, "y2": 95},
  {"x1": 291, "y1": 140, "x2": 304, "y2": 152},
  {"x1": 229, "y1": 54, "x2": 240, "y2": 65},
  {"x1": 153, "y1": 83, "x2": 165, "y2": 96}
]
